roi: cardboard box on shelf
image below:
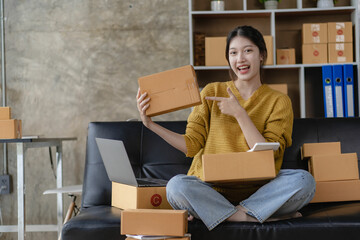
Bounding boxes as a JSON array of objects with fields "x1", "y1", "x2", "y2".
[
  {"x1": 302, "y1": 44, "x2": 328, "y2": 64},
  {"x1": 302, "y1": 23, "x2": 328, "y2": 44},
  {"x1": 301, "y1": 142, "x2": 341, "y2": 160},
  {"x1": 202, "y1": 150, "x2": 276, "y2": 183},
  {"x1": 328, "y1": 43, "x2": 353, "y2": 63},
  {"x1": 268, "y1": 84, "x2": 288, "y2": 95},
  {"x1": 310, "y1": 180, "x2": 360, "y2": 203},
  {"x1": 0, "y1": 119, "x2": 22, "y2": 139},
  {"x1": 263, "y1": 35, "x2": 273, "y2": 65},
  {"x1": 205, "y1": 36, "x2": 227, "y2": 66},
  {"x1": 112, "y1": 182, "x2": 172, "y2": 210},
  {"x1": 309, "y1": 153, "x2": 359, "y2": 182},
  {"x1": 327, "y1": 22, "x2": 353, "y2": 43},
  {"x1": 121, "y1": 209, "x2": 188, "y2": 236},
  {"x1": 138, "y1": 65, "x2": 201, "y2": 117},
  {"x1": 0, "y1": 107, "x2": 11, "y2": 120},
  {"x1": 276, "y1": 48, "x2": 296, "y2": 65}
]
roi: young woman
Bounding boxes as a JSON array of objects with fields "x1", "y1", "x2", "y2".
[{"x1": 136, "y1": 25, "x2": 315, "y2": 231}]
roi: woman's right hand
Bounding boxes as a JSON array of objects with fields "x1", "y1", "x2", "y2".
[{"x1": 136, "y1": 88, "x2": 153, "y2": 128}]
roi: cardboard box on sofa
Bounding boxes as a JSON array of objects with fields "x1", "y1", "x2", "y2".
[
  {"x1": 302, "y1": 44, "x2": 328, "y2": 64},
  {"x1": 121, "y1": 209, "x2": 188, "y2": 236},
  {"x1": 138, "y1": 65, "x2": 201, "y2": 117},
  {"x1": 301, "y1": 142, "x2": 341, "y2": 160},
  {"x1": 328, "y1": 43, "x2": 353, "y2": 63},
  {"x1": 276, "y1": 48, "x2": 295, "y2": 65},
  {"x1": 202, "y1": 150, "x2": 276, "y2": 183},
  {"x1": 0, "y1": 119, "x2": 22, "y2": 139},
  {"x1": 309, "y1": 153, "x2": 359, "y2": 182},
  {"x1": 327, "y1": 22, "x2": 353, "y2": 43},
  {"x1": 302, "y1": 23, "x2": 328, "y2": 44},
  {"x1": 205, "y1": 36, "x2": 227, "y2": 66},
  {"x1": 0, "y1": 107, "x2": 11, "y2": 120},
  {"x1": 310, "y1": 180, "x2": 360, "y2": 203},
  {"x1": 112, "y1": 182, "x2": 172, "y2": 210}
]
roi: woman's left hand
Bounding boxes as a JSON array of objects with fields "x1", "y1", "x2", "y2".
[{"x1": 205, "y1": 87, "x2": 245, "y2": 118}]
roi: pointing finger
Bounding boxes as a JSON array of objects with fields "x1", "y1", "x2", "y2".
[
  {"x1": 205, "y1": 96, "x2": 225, "y2": 102},
  {"x1": 227, "y1": 87, "x2": 235, "y2": 98}
]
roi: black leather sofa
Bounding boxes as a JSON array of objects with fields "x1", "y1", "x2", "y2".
[{"x1": 62, "y1": 118, "x2": 360, "y2": 240}]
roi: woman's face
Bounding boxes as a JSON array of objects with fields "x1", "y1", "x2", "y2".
[{"x1": 228, "y1": 36, "x2": 263, "y2": 83}]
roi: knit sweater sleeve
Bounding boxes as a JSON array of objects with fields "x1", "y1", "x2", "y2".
[
  {"x1": 183, "y1": 85, "x2": 213, "y2": 158},
  {"x1": 263, "y1": 94, "x2": 294, "y2": 171}
]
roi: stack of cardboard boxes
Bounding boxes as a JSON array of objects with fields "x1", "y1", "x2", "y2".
[
  {"x1": 302, "y1": 22, "x2": 353, "y2": 64},
  {"x1": 113, "y1": 180, "x2": 190, "y2": 239},
  {"x1": 301, "y1": 142, "x2": 360, "y2": 203},
  {"x1": 0, "y1": 107, "x2": 22, "y2": 139}
]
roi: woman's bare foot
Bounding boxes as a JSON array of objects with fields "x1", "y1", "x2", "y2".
[
  {"x1": 226, "y1": 205, "x2": 258, "y2": 222},
  {"x1": 188, "y1": 215, "x2": 194, "y2": 221}
]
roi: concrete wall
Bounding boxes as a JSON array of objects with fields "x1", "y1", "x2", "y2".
[{"x1": 0, "y1": 1, "x2": 189, "y2": 239}]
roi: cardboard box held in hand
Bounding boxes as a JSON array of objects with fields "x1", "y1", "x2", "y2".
[{"x1": 138, "y1": 65, "x2": 201, "y2": 117}]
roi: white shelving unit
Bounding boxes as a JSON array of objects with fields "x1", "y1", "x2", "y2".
[{"x1": 189, "y1": 0, "x2": 360, "y2": 118}]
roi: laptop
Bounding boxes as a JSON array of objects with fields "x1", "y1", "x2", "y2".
[{"x1": 95, "y1": 138, "x2": 168, "y2": 187}]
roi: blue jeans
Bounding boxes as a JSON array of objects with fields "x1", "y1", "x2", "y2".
[{"x1": 166, "y1": 169, "x2": 316, "y2": 231}]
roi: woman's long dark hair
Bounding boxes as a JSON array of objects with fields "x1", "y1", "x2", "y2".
[{"x1": 225, "y1": 25, "x2": 267, "y2": 81}]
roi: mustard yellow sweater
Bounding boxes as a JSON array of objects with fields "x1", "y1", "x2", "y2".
[{"x1": 183, "y1": 81, "x2": 294, "y2": 202}]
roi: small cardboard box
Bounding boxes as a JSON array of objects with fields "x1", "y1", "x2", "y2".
[
  {"x1": 121, "y1": 209, "x2": 188, "y2": 236},
  {"x1": 302, "y1": 23, "x2": 328, "y2": 44},
  {"x1": 0, "y1": 107, "x2": 11, "y2": 120},
  {"x1": 309, "y1": 153, "x2": 359, "y2": 182},
  {"x1": 263, "y1": 35, "x2": 273, "y2": 65},
  {"x1": 276, "y1": 48, "x2": 295, "y2": 65},
  {"x1": 0, "y1": 119, "x2": 22, "y2": 139},
  {"x1": 138, "y1": 65, "x2": 201, "y2": 117},
  {"x1": 301, "y1": 142, "x2": 341, "y2": 160},
  {"x1": 310, "y1": 180, "x2": 360, "y2": 203},
  {"x1": 112, "y1": 182, "x2": 172, "y2": 210},
  {"x1": 327, "y1": 22, "x2": 353, "y2": 43},
  {"x1": 205, "y1": 37, "x2": 227, "y2": 66},
  {"x1": 328, "y1": 43, "x2": 353, "y2": 63},
  {"x1": 268, "y1": 84, "x2": 288, "y2": 95},
  {"x1": 302, "y1": 44, "x2": 328, "y2": 64},
  {"x1": 202, "y1": 150, "x2": 276, "y2": 183}
]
